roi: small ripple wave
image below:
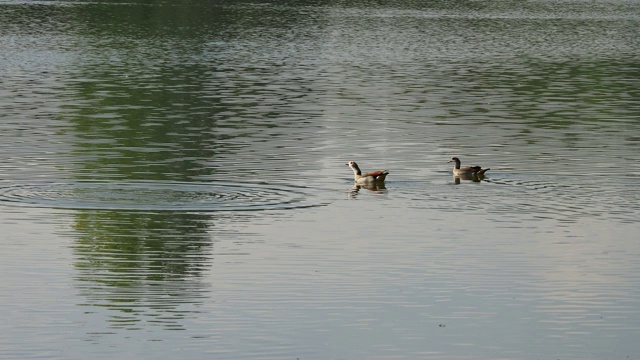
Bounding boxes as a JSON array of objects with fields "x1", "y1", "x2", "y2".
[
  {"x1": 0, "y1": 180, "x2": 326, "y2": 212},
  {"x1": 388, "y1": 174, "x2": 640, "y2": 224},
  {"x1": 485, "y1": 174, "x2": 640, "y2": 224}
]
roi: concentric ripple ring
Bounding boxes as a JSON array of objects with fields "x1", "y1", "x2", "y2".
[{"x1": 0, "y1": 180, "x2": 325, "y2": 211}]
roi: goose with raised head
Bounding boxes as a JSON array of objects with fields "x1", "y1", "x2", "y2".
[
  {"x1": 448, "y1": 156, "x2": 490, "y2": 177},
  {"x1": 345, "y1": 161, "x2": 389, "y2": 184}
]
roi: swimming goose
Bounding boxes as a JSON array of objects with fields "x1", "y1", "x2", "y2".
[
  {"x1": 448, "y1": 157, "x2": 490, "y2": 177},
  {"x1": 345, "y1": 161, "x2": 389, "y2": 184}
]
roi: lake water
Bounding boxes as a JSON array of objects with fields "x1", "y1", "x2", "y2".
[{"x1": 1, "y1": 0, "x2": 639, "y2": 359}]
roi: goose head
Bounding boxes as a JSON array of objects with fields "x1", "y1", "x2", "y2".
[
  {"x1": 447, "y1": 157, "x2": 461, "y2": 168},
  {"x1": 345, "y1": 161, "x2": 362, "y2": 175}
]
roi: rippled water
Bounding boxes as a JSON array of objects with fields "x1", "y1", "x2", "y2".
[
  {"x1": 0, "y1": 180, "x2": 325, "y2": 211},
  {"x1": 1, "y1": 0, "x2": 639, "y2": 359}
]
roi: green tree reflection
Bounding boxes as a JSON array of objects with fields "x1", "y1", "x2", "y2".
[{"x1": 72, "y1": 210, "x2": 214, "y2": 329}]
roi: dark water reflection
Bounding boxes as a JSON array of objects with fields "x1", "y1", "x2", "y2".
[
  {"x1": 1, "y1": 0, "x2": 640, "y2": 359},
  {"x1": 73, "y1": 211, "x2": 213, "y2": 330}
]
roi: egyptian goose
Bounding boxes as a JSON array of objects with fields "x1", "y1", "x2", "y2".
[
  {"x1": 448, "y1": 157, "x2": 490, "y2": 177},
  {"x1": 345, "y1": 161, "x2": 389, "y2": 184}
]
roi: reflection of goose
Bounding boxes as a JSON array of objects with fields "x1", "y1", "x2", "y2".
[
  {"x1": 448, "y1": 157, "x2": 490, "y2": 177},
  {"x1": 348, "y1": 183, "x2": 387, "y2": 199},
  {"x1": 345, "y1": 161, "x2": 389, "y2": 185},
  {"x1": 356, "y1": 182, "x2": 387, "y2": 192},
  {"x1": 453, "y1": 173, "x2": 482, "y2": 185}
]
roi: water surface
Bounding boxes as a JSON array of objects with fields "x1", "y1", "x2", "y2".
[{"x1": 1, "y1": 0, "x2": 639, "y2": 359}]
